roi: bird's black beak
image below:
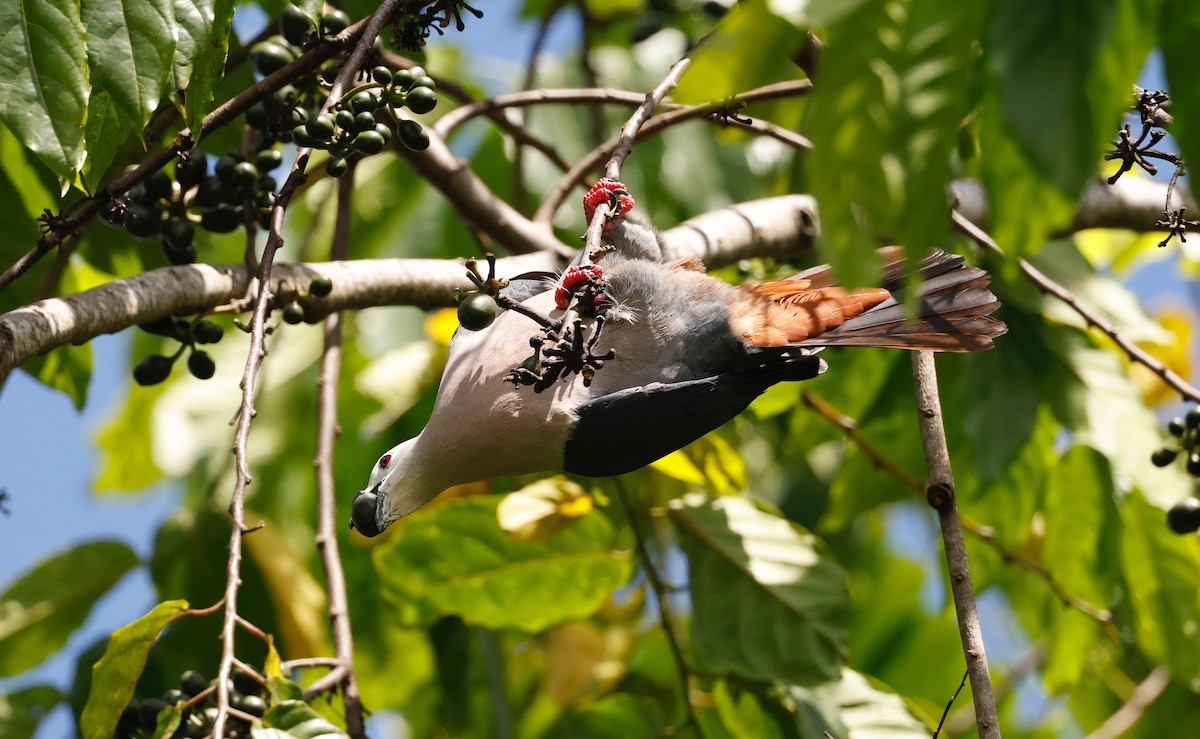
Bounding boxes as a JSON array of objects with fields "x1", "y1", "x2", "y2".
[{"x1": 349, "y1": 486, "x2": 385, "y2": 537}]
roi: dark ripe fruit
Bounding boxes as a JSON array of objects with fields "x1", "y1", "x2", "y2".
[
  {"x1": 232, "y1": 161, "x2": 259, "y2": 188},
  {"x1": 349, "y1": 91, "x2": 379, "y2": 114},
  {"x1": 245, "y1": 101, "x2": 271, "y2": 129},
  {"x1": 118, "y1": 701, "x2": 142, "y2": 732},
  {"x1": 176, "y1": 152, "x2": 208, "y2": 188},
  {"x1": 233, "y1": 694, "x2": 267, "y2": 718},
  {"x1": 200, "y1": 206, "x2": 241, "y2": 233},
  {"x1": 162, "y1": 688, "x2": 185, "y2": 705},
  {"x1": 280, "y1": 4, "x2": 315, "y2": 45},
  {"x1": 1188, "y1": 453, "x2": 1200, "y2": 477},
  {"x1": 255, "y1": 191, "x2": 277, "y2": 210},
  {"x1": 457, "y1": 292, "x2": 498, "y2": 330},
  {"x1": 320, "y1": 59, "x2": 341, "y2": 85},
  {"x1": 354, "y1": 130, "x2": 386, "y2": 155},
  {"x1": 1169, "y1": 417, "x2": 1187, "y2": 436},
  {"x1": 250, "y1": 39, "x2": 295, "y2": 76},
  {"x1": 326, "y1": 157, "x2": 348, "y2": 178},
  {"x1": 192, "y1": 176, "x2": 223, "y2": 208},
  {"x1": 258, "y1": 175, "x2": 278, "y2": 194},
  {"x1": 139, "y1": 316, "x2": 180, "y2": 338},
  {"x1": 187, "y1": 350, "x2": 216, "y2": 380},
  {"x1": 308, "y1": 113, "x2": 337, "y2": 141},
  {"x1": 192, "y1": 319, "x2": 224, "y2": 344},
  {"x1": 412, "y1": 75, "x2": 437, "y2": 91},
  {"x1": 354, "y1": 111, "x2": 376, "y2": 132},
  {"x1": 180, "y1": 670, "x2": 208, "y2": 697},
  {"x1": 255, "y1": 148, "x2": 283, "y2": 172},
  {"x1": 145, "y1": 170, "x2": 173, "y2": 200},
  {"x1": 1188, "y1": 406, "x2": 1200, "y2": 429},
  {"x1": 133, "y1": 354, "x2": 175, "y2": 386},
  {"x1": 162, "y1": 218, "x2": 195, "y2": 248},
  {"x1": 1152, "y1": 448, "x2": 1179, "y2": 467},
  {"x1": 127, "y1": 183, "x2": 152, "y2": 204},
  {"x1": 335, "y1": 109, "x2": 356, "y2": 131},
  {"x1": 1167, "y1": 497, "x2": 1200, "y2": 534},
  {"x1": 231, "y1": 668, "x2": 262, "y2": 696},
  {"x1": 124, "y1": 203, "x2": 162, "y2": 238},
  {"x1": 286, "y1": 104, "x2": 308, "y2": 125},
  {"x1": 139, "y1": 698, "x2": 168, "y2": 728},
  {"x1": 371, "y1": 66, "x2": 393, "y2": 85},
  {"x1": 405, "y1": 87, "x2": 437, "y2": 114},
  {"x1": 214, "y1": 154, "x2": 239, "y2": 183},
  {"x1": 350, "y1": 491, "x2": 381, "y2": 536},
  {"x1": 161, "y1": 239, "x2": 197, "y2": 265},
  {"x1": 397, "y1": 120, "x2": 430, "y2": 151},
  {"x1": 374, "y1": 122, "x2": 392, "y2": 144},
  {"x1": 309, "y1": 275, "x2": 333, "y2": 298},
  {"x1": 321, "y1": 8, "x2": 350, "y2": 35},
  {"x1": 282, "y1": 302, "x2": 306, "y2": 324}
]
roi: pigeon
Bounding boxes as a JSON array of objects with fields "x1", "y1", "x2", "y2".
[{"x1": 350, "y1": 181, "x2": 1006, "y2": 536}]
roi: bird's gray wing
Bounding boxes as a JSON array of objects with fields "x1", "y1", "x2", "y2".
[{"x1": 562, "y1": 355, "x2": 823, "y2": 477}]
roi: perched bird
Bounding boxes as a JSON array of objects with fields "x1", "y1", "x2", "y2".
[{"x1": 350, "y1": 182, "x2": 1006, "y2": 536}]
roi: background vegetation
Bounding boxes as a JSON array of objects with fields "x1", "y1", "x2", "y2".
[{"x1": 2, "y1": 0, "x2": 1200, "y2": 736}]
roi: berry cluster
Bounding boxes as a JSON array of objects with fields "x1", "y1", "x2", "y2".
[
  {"x1": 454, "y1": 256, "x2": 503, "y2": 331},
  {"x1": 1153, "y1": 406, "x2": 1200, "y2": 534},
  {"x1": 134, "y1": 316, "x2": 225, "y2": 385},
  {"x1": 115, "y1": 668, "x2": 265, "y2": 739}
]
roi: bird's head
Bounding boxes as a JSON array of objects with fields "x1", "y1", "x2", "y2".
[{"x1": 348, "y1": 439, "x2": 440, "y2": 537}]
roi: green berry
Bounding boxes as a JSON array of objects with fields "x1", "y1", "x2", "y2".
[
  {"x1": 187, "y1": 350, "x2": 216, "y2": 380},
  {"x1": 321, "y1": 8, "x2": 350, "y2": 35},
  {"x1": 308, "y1": 114, "x2": 337, "y2": 141},
  {"x1": 405, "y1": 87, "x2": 437, "y2": 115},
  {"x1": 354, "y1": 111, "x2": 377, "y2": 132},
  {"x1": 280, "y1": 4, "x2": 315, "y2": 46},
  {"x1": 251, "y1": 38, "x2": 295, "y2": 76},
  {"x1": 371, "y1": 66, "x2": 393, "y2": 85},
  {"x1": 255, "y1": 148, "x2": 283, "y2": 172},
  {"x1": 320, "y1": 59, "x2": 341, "y2": 85},
  {"x1": 192, "y1": 319, "x2": 224, "y2": 344},
  {"x1": 326, "y1": 157, "x2": 348, "y2": 178},
  {"x1": 354, "y1": 130, "x2": 386, "y2": 155},
  {"x1": 292, "y1": 125, "x2": 317, "y2": 148},
  {"x1": 413, "y1": 75, "x2": 437, "y2": 91},
  {"x1": 374, "y1": 122, "x2": 392, "y2": 144},
  {"x1": 133, "y1": 354, "x2": 175, "y2": 386},
  {"x1": 335, "y1": 109, "x2": 356, "y2": 131},
  {"x1": 1152, "y1": 448, "x2": 1179, "y2": 467},
  {"x1": 349, "y1": 91, "x2": 379, "y2": 114},
  {"x1": 397, "y1": 120, "x2": 430, "y2": 151},
  {"x1": 405, "y1": 66, "x2": 426, "y2": 82},
  {"x1": 282, "y1": 302, "x2": 306, "y2": 324},
  {"x1": 457, "y1": 292, "x2": 498, "y2": 330},
  {"x1": 309, "y1": 275, "x2": 333, "y2": 298},
  {"x1": 1167, "y1": 497, "x2": 1200, "y2": 534}
]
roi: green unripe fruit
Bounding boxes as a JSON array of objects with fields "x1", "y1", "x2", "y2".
[
  {"x1": 405, "y1": 87, "x2": 437, "y2": 114},
  {"x1": 308, "y1": 114, "x2": 337, "y2": 141},
  {"x1": 255, "y1": 148, "x2": 283, "y2": 172},
  {"x1": 335, "y1": 109, "x2": 356, "y2": 131},
  {"x1": 134, "y1": 354, "x2": 175, "y2": 386},
  {"x1": 406, "y1": 66, "x2": 426, "y2": 82},
  {"x1": 355, "y1": 111, "x2": 377, "y2": 132},
  {"x1": 192, "y1": 319, "x2": 224, "y2": 344},
  {"x1": 286, "y1": 104, "x2": 308, "y2": 125},
  {"x1": 319, "y1": 59, "x2": 341, "y2": 84},
  {"x1": 282, "y1": 302, "x2": 306, "y2": 324},
  {"x1": 200, "y1": 206, "x2": 241, "y2": 233},
  {"x1": 374, "y1": 122, "x2": 392, "y2": 144},
  {"x1": 321, "y1": 8, "x2": 350, "y2": 34},
  {"x1": 250, "y1": 40, "x2": 295, "y2": 76},
  {"x1": 354, "y1": 130, "x2": 386, "y2": 155},
  {"x1": 371, "y1": 66, "x2": 393, "y2": 85},
  {"x1": 1167, "y1": 497, "x2": 1200, "y2": 534},
  {"x1": 292, "y1": 125, "x2": 317, "y2": 148},
  {"x1": 1152, "y1": 448, "x2": 1179, "y2": 467},
  {"x1": 309, "y1": 275, "x2": 333, "y2": 298},
  {"x1": 188, "y1": 350, "x2": 216, "y2": 380},
  {"x1": 457, "y1": 292, "x2": 498, "y2": 330},
  {"x1": 326, "y1": 157, "x2": 348, "y2": 178},
  {"x1": 124, "y1": 203, "x2": 162, "y2": 238},
  {"x1": 175, "y1": 152, "x2": 208, "y2": 188},
  {"x1": 349, "y1": 91, "x2": 379, "y2": 114},
  {"x1": 397, "y1": 120, "x2": 430, "y2": 151},
  {"x1": 413, "y1": 75, "x2": 437, "y2": 91},
  {"x1": 280, "y1": 4, "x2": 315, "y2": 46}
]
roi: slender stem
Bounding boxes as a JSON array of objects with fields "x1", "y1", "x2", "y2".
[
  {"x1": 932, "y1": 670, "x2": 969, "y2": 739},
  {"x1": 314, "y1": 161, "x2": 365, "y2": 736},
  {"x1": 613, "y1": 480, "x2": 700, "y2": 731},
  {"x1": 911, "y1": 351, "x2": 1000, "y2": 738},
  {"x1": 478, "y1": 627, "x2": 513, "y2": 739},
  {"x1": 1085, "y1": 665, "x2": 1171, "y2": 739}
]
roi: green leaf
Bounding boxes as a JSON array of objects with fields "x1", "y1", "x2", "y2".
[
  {"x1": 0, "y1": 684, "x2": 64, "y2": 737},
  {"x1": 0, "y1": 0, "x2": 89, "y2": 184},
  {"x1": 149, "y1": 701, "x2": 183, "y2": 739},
  {"x1": 93, "y1": 378, "x2": 167, "y2": 493},
  {"x1": 262, "y1": 699, "x2": 350, "y2": 738},
  {"x1": 374, "y1": 496, "x2": 632, "y2": 631},
  {"x1": 0, "y1": 540, "x2": 139, "y2": 676},
  {"x1": 763, "y1": 0, "x2": 869, "y2": 29},
  {"x1": 788, "y1": 668, "x2": 932, "y2": 737},
  {"x1": 0, "y1": 124, "x2": 56, "y2": 220},
  {"x1": 713, "y1": 679, "x2": 784, "y2": 739},
  {"x1": 670, "y1": 494, "x2": 848, "y2": 684},
  {"x1": 547, "y1": 692, "x2": 666, "y2": 739},
  {"x1": 805, "y1": 0, "x2": 986, "y2": 286},
  {"x1": 1161, "y1": 0, "x2": 1200, "y2": 191},
  {"x1": 81, "y1": 89, "x2": 135, "y2": 193},
  {"x1": 79, "y1": 600, "x2": 190, "y2": 739},
  {"x1": 177, "y1": 0, "x2": 236, "y2": 136},
  {"x1": 1119, "y1": 491, "x2": 1200, "y2": 686},
  {"x1": 81, "y1": 0, "x2": 176, "y2": 134}
]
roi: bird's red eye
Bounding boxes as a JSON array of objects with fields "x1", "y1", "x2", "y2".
[{"x1": 379, "y1": 454, "x2": 391, "y2": 469}]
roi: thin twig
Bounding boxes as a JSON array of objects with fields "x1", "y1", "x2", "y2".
[
  {"x1": 951, "y1": 209, "x2": 1200, "y2": 404},
  {"x1": 433, "y1": 88, "x2": 649, "y2": 140},
  {"x1": 210, "y1": 3, "x2": 405, "y2": 736},
  {"x1": 282, "y1": 657, "x2": 345, "y2": 671},
  {"x1": 612, "y1": 479, "x2": 700, "y2": 732},
  {"x1": 1085, "y1": 665, "x2": 1171, "y2": 739},
  {"x1": 802, "y1": 389, "x2": 1118, "y2": 634},
  {"x1": 932, "y1": 670, "x2": 968, "y2": 738},
  {"x1": 911, "y1": 351, "x2": 999, "y2": 738},
  {"x1": 313, "y1": 161, "x2": 365, "y2": 736}
]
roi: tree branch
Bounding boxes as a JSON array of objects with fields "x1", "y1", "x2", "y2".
[
  {"x1": 1085, "y1": 666, "x2": 1171, "y2": 739},
  {"x1": 910, "y1": 351, "x2": 999, "y2": 739}
]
